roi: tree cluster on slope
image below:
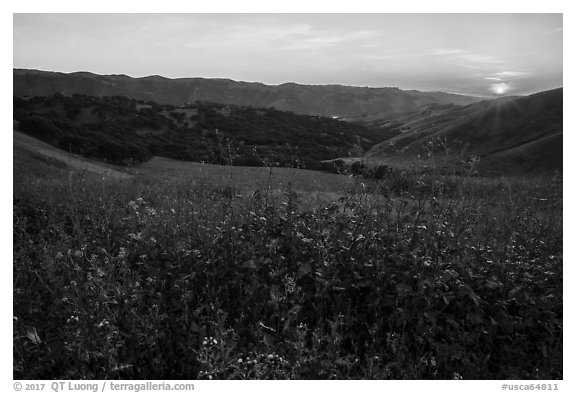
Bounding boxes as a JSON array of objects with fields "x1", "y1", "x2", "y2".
[{"x1": 14, "y1": 94, "x2": 389, "y2": 171}]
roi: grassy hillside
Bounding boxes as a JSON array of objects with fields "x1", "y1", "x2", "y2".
[
  {"x1": 14, "y1": 94, "x2": 389, "y2": 172},
  {"x1": 14, "y1": 132, "x2": 562, "y2": 379},
  {"x1": 366, "y1": 88, "x2": 562, "y2": 175},
  {"x1": 14, "y1": 68, "x2": 485, "y2": 117},
  {"x1": 13, "y1": 130, "x2": 131, "y2": 180},
  {"x1": 477, "y1": 132, "x2": 563, "y2": 176}
]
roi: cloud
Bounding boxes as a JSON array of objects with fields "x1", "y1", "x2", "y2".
[
  {"x1": 430, "y1": 49, "x2": 505, "y2": 71},
  {"x1": 149, "y1": 19, "x2": 316, "y2": 53},
  {"x1": 231, "y1": 23, "x2": 314, "y2": 41},
  {"x1": 457, "y1": 53, "x2": 503, "y2": 65},
  {"x1": 492, "y1": 71, "x2": 532, "y2": 78},
  {"x1": 433, "y1": 49, "x2": 466, "y2": 56},
  {"x1": 173, "y1": 19, "x2": 382, "y2": 59},
  {"x1": 481, "y1": 71, "x2": 533, "y2": 83},
  {"x1": 275, "y1": 29, "x2": 381, "y2": 52}
]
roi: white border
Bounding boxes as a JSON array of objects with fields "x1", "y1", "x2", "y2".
[{"x1": 4, "y1": 1, "x2": 572, "y2": 391}]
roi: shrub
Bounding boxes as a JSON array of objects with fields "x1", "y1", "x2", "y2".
[
  {"x1": 350, "y1": 161, "x2": 367, "y2": 175},
  {"x1": 365, "y1": 164, "x2": 391, "y2": 180}
]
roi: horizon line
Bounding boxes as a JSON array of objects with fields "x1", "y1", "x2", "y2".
[{"x1": 13, "y1": 67, "x2": 562, "y2": 98}]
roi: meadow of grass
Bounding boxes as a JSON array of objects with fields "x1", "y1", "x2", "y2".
[
  {"x1": 13, "y1": 151, "x2": 562, "y2": 379},
  {"x1": 135, "y1": 156, "x2": 353, "y2": 193}
]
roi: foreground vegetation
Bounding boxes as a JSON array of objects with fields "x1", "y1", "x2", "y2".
[{"x1": 13, "y1": 153, "x2": 562, "y2": 379}]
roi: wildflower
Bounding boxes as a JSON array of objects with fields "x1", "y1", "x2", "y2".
[
  {"x1": 118, "y1": 248, "x2": 127, "y2": 259},
  {"x1": 238, "y1": 358, "x2": 243, "y2": 363},
  {"x1": 67, "y1": 315, "x2": 79, "y2": 323},
  {"x1": 285, "y1": 276, "x2": 296, "y2": 294},
  {"x1": 97, "y1": 320, "x2": 109, "y2": 328},
  {"x1": 55, "y1": 252, "x2": 64, "y2": 260},
  {"x1": 74, "y1": 250, "x2": 83, "y2": 258},
  {"x1": 202, "y1": 340, "x2": 208, "y2": 346},
  {"x1": 129, "y1": 232, "x2": 142, "y2": 241}
]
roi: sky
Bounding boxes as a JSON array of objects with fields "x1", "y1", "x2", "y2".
[{"x1": 13, "y1": 13, "x2": 563, "y2": 97}]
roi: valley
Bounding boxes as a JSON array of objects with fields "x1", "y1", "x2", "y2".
[{"x1": 13, "y1": 69, "x2": 562, "y2": 177}]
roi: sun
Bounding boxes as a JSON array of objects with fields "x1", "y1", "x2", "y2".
[{"x1": 491, "y1": 83, "x2": 510, "y2": 95}]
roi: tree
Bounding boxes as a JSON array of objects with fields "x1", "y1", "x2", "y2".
[{"x1": 350, "y1": 161, "x2": 367, "y2": 176}]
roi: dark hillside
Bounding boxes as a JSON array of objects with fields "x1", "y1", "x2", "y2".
[{"x1": 14, "y1": 94, "x2": 388, "y2": 171}]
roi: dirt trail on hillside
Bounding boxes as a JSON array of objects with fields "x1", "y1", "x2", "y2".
[{"x1": 13, "y1": 130, "x2": 131, "y2": 180}]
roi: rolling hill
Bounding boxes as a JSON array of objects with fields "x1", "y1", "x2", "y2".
[
  {"x1": 365, "y1": 88, "x2": 563, "y2": 175},
  {"x1": 13, "y1": 128, "x2": 130, "y2": 180},
  {"x1": 14, "y1": 68, "x2": 485, "y2": 118},
  {"x1": 13, "y1": 93, "x2": 390, "y2": 171},
  {"x1": 13, "y1": 128, "x2": 355, "y2": 194}
]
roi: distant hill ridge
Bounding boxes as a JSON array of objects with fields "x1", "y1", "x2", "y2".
[{"x1": 14, "y1": 68, "x2": 485, "y2": 117}]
